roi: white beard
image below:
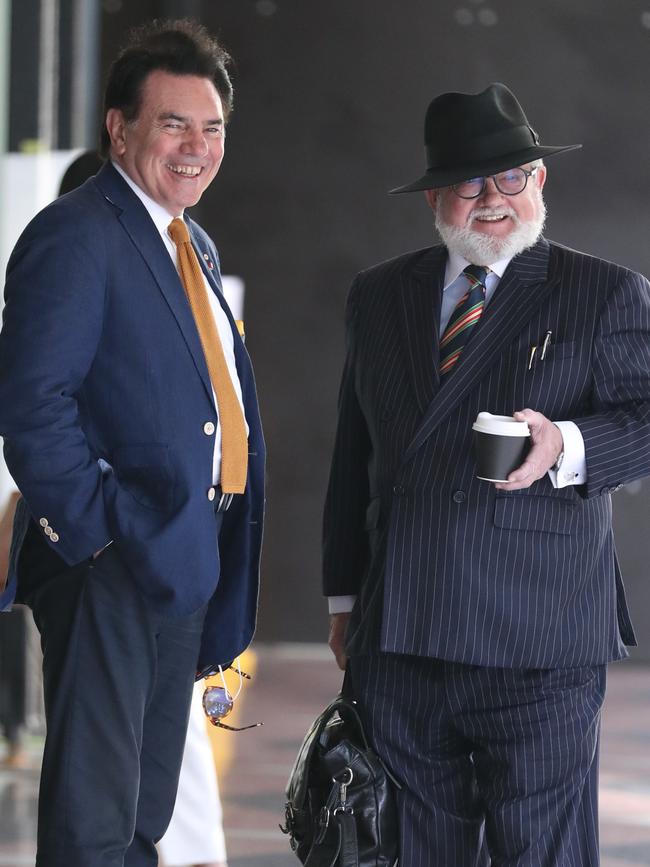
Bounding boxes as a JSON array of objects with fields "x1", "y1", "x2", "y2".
[{"x1": 435, "y1": 189, "x2": 547, "y2": 266}]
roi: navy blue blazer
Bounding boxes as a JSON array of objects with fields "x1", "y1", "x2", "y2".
[
  {"x1": 323, "y1": 239, "x2": 650, "y2": 669},
  {"x1": 0, "y1": 162, "x2": 265, "y2": 672}
]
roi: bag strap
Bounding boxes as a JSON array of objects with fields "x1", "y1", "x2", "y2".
[
  {"x1": 335, "y1": 811, "x2": 359, "y2": 867},
  {"x1": 341, "y1": 664, "x2": 354, "y2": 699},
  {"x1": 286, "y1": 688, "x2": 361, "y2": 807},
  {"x1": 303, "y1": 807, "x2": 359, "y2": 867}
]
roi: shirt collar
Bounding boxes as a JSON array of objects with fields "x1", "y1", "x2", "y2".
[
  {"x1": 443, "y1": 249, "x2": 512, "y2": 292},
  {"x1": 111, "y1": 160, "x2": 182, "y2": 239}
]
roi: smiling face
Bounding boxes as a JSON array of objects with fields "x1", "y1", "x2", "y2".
[
  {"x1": 425, "y1": 163, "x2": 547, "y2": 265},
  {"x1": 106, "y1": 69, "x2": 225, "y2": 216}
]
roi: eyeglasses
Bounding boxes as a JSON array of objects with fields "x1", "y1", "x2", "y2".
[
  {"x1": 202, "y1": 660, "x2": 263, "y2": 732},
  {"x1": 452, "y1": 166, "x2": 539, "y2": 199}
]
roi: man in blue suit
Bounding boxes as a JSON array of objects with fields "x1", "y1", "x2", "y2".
[
  {"x1": 324, "y1": 83, "x2": 650, "y2": 865},
  {"x1": 0, "y1": 20, "x2": 264, "y2": 867}
]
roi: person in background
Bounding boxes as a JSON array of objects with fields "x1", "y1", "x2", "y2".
[
  {"x1": 324, "y1": 82, "x2": 650, "y2": 865},
  {"x1": 58, "y1": 150, "x2": 105, "y2": 195},
  {"x1": 0, "y1": 18, "x2": 264, "y2": 867},
  {"x1": 158, "y1": 682, "x2": 228, "y2": 867},
  {"x1": 0, "y1": 491, "x2": 25, "y2": 768}
]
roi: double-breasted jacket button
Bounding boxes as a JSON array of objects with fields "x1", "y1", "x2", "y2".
[
  {"x1": 50, "y1": 533, "x2": 59, "y2": 543},
  {"x1": 393, "y1": 484, "x2": 406, "y2": 496},
  {"x1": 452, "y1": 490, "x2": 466, "y2": 503},
  {"x1": 39, "y1": 517, "x2": 49, "y2": 528},
  {"x1": 203, "y1": 421, "x2": 216, "y2": 436},
  {"x1": 207, "y1": 487, "x2": 216, "y2": 501},
  {"x1": 44, "y1": 526, "x2": 53, "y2": 536}
]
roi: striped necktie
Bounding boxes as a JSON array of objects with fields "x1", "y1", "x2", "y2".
[
  {"x1": 168, "y1": 218, "x2": 248, "y2": 494},
  {"x1": 439, "y1": 264, "x2": 490, "y2": 379}
]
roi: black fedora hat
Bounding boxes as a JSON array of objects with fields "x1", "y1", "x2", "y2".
[{"x1": 389, "y1": 82, "x2": 581, "y2": 194}]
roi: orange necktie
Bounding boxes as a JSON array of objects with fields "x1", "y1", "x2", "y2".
[{"x1": 168, "y1": 218, "x2": 248, "y2": 494}]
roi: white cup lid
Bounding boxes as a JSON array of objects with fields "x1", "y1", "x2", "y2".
[{"x1": 472, "y1": 412, "x2": 530, "y2": 437}]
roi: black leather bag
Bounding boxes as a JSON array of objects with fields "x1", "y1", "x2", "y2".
[{"x1": 281, "y1": 677, "x2": 399, "y2": 867}]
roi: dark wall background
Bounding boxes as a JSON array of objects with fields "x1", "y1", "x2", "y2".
[{"x1": 95, "y1": 0, "x2": 650, "y2": 653}]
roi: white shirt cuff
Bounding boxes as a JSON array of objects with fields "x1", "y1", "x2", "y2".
[
  {"x1": 548, "y1": 421, "x2": 587, "y2": 488},
  {"x1": 328, "y1": 595, "x2": 356, "y2": 614}
]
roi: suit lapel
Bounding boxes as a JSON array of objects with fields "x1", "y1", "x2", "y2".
[
  {"x1": 94, "y1": 164, "x2": 214, "y2": 404},
  {"x1": 398, "y1": 246, "x2": 446, "y2": 413},
  {"x1": 403, "y1": 239, "x2": 557, "y2": 462}
]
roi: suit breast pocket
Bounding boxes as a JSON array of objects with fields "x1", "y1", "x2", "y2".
[
  {"x1": 519, "y1": 340, "x2": 584, "y2": 410},
  {"x1": 112, "y1": 444, "x2": 174, "y2": 512},
  {"x1": 526, "y1": 340, "x2": 577, "y2": 376}
]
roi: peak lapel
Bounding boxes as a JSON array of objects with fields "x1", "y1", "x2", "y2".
[
  {"x1": 403, "y1": 239, "x2": 556, "y2": 462},
  {"x1": 398, "y1": 246, "x2": 447, "y2": 413}
]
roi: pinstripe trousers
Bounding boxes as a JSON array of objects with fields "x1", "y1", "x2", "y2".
[{"x1": 350, "y1": 654, "x2": 606, "y2": 867}]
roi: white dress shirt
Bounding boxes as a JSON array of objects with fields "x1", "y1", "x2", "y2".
[
  {"x1": 328, "y1": 250, "x2": 587, "y2": 615},
  {"x1": 112, "y1": 162, "x2": 247, "y2": 486}
]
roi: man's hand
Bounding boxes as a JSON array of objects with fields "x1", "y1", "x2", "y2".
[
  {"x1": 494, "y1": 409, "x2": 564, "y2": 491},
  {"x1": 328, "y1": 612, "x2": 351, "y2": 671}
]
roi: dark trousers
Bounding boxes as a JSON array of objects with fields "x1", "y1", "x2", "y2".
[
  {"x1": 350, "y1": 653, "x2": 605, "y2": 867},
  {"x1": 20, "y1": 522, "x2": 211, "y2": 867}
]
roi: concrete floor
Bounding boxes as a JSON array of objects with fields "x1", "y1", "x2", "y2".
[{"x1": 1, "y1": 645, "x2": 649, "y2": 866}]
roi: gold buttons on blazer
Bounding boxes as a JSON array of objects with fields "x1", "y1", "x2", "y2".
[{"x1": 203, "y1": 421, "x2": 216, "y2": 435}]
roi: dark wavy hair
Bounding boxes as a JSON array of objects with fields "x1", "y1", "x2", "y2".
[{"x1": 100, "y1": 19, "x2": 233, "y2": 156}]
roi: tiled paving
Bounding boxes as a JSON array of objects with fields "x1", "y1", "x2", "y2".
[{"x1": 1, "y1": 646, "x2": 649, "y2": 866}]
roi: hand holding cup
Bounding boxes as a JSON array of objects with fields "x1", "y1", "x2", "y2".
[{"x1": 472, "y1": 412, "x2": 531, "y2": 482}]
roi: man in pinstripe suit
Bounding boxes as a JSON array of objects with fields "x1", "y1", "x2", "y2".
[{"x1": 323, "y1": 83, "x2": 650, "y2": 865}]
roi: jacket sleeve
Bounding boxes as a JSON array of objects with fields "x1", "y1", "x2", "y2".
[
  {"x1": 574, "y1": 267, "x2": 650, "y2": 498},
  {"x1": 322, "y1": 277, "x2": 371, "y2": 596},
  {"x1": 0, "y1": 205, "x2": 113, "y2": 564}
]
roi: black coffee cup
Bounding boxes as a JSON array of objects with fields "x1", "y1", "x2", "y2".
[{"x1": 472, "y1": 412, "x2": 530, "y2": 482}]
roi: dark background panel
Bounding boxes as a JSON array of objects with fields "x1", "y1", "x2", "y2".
[{"x1": 91, "y1": 1, "x2": 650, "y2": 654}]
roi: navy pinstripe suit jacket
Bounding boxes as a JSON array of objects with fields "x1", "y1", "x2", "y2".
[{"x1": 323, "y1": 238, "x2": 650, "y2": 669}]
